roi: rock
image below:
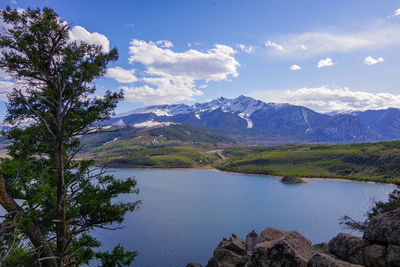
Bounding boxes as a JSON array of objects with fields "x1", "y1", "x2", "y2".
[
  {"x1": 307, "y1": 253, "x2": 363, "y2": 267},
  {"x1": 186, "y1": 263, "x2": 202, "y2": 267},
  {"x1": 205, "y1": 258, "x2": 219, "y2": 267},
  {"x1": 328, "y1": 233, "x2": 364, "y2": 265},
  {"x1": 248, "y1": 241, "x2": 308, "y2": 267},
  {"x1": 245, "y1": 230, "x2": 260, "y2": 252},
  {"x1": 312, "y1": 243, "x2": 329, "y2": 253},
  {"x1": 189, "y1": 207, "x2": 400, "y2": 267},
  {"x1": 279, "y1": 230, "x2": 313, "y2": 261},
  {"x1": 363, "y1": 207, "x2": 400, "y2": 246},
  {"x1": 206, "y1": 248, "x2": 242, "y2": 267},
  {"x1": 259, "y1": 227, "x2": 287, "y2": 242},
  {"x1": 224, "y1": 234, "x2": 246, "y2": 255},
  {"x1": 362, "y1": 244, "x2": 386, "y2": 266},
  {"x1": 205, "y1": 234, "x2": 246, "y2": 267},
  {"x1": 386, "y1": 244, "x2": 400, "y2": 266}
]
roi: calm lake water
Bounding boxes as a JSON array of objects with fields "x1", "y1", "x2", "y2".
[{"x1": 92, "y1": 168, "x2": 396, "y2": 267}]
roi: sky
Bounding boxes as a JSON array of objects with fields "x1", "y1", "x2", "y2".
[{"x1": 1, "y1": 0, "x2": 400, "y2": 117}]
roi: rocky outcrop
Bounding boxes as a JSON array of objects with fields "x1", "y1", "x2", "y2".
[
  {"x1": 186, "y1": 207, "x2": 400, "y2": 266},
  {"x1": 328, "y1": 207, "x2": 400, "y2": 267},
  {"x1": 187, "y1": 227, "x2": 361, "y2": 267}
]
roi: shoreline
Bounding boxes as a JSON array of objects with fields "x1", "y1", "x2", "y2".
[
  {"x1": 100, "y1": 165, "x2": 397, "y2": 186},
  {"x1": 211, "y1": 168, "x2": 397, "y2": 185}
]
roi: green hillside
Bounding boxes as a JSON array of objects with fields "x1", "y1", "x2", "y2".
[
  {"x1": 81, "y1": 123, "x2": 235, "y2": 168},
  {"x1": 217, "y1": 141, "x2": 400, "y2": 184}
]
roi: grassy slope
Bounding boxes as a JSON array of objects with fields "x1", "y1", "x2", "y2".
[
  {"x1": 83, "y1": 124, "x2": 233, "y2": 168},
  {"x1": 217, "y1": 141, "x2": 400, "y2": 184}
]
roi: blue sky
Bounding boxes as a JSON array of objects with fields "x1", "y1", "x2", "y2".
[{"x1": 1, "y1": 0, "x2": 400, "y2": 116}]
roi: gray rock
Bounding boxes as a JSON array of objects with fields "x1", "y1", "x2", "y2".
[
  {"x1": 363, "y1": 207, "x2": 400, "y2": 246},
  {"x1": 245, "y1": 230, "x2": 260, "y2": 252},
  {"x1": 328, "y1": 233, "x2": 364, "y2": 265},
  {"x1": 259, "y1": 227, "x2": 287, "y2": 243},
  {"x1": 386, "y1": 244, "x2": 400, "y2": 266},
  {"x1": 186, "y1": 263, "x2": 202, "y2": 267},
  {"x1": 312, "y1": 243, "x2": 329, "y2": 253},
  {"x1": 362, "y1": 244, "x2": 386, "y2": 266},
  {"x1": 307, "y1": 253, "x2": 363, "y2": 267},
  {"x1": 248, "y1": 241, "x2": 308, "y2": 267},
  {"x1": 208, "y1": 248, "x2": 242, "y2": 267}
]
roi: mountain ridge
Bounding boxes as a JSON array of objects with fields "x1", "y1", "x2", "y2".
[{"x1": 104, "y1": 96, "x2": 400, "y2": 144}]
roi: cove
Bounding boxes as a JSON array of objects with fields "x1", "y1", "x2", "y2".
[{"x1": 92, "y1": 168, "x2": 396, "y2": 267}]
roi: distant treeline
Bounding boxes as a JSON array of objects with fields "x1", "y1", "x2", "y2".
[{"x1": 217, "y1": 141, "x2": 400, "y2": 184}]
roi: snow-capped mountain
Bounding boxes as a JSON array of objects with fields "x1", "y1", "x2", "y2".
[{"x1": 105, "y1": 96, "x2": 397, "y2": 144}]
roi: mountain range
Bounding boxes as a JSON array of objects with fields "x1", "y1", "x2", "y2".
[{"x1": 103, "y1": 95, "x2": 400, "y2": 144}]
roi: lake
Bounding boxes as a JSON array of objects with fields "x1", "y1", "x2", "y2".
[{"x1": 92, "y1": 168, "x2": 396, "y2": 267}]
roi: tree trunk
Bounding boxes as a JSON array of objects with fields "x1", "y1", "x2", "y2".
[
  {"x1": 0, "y1": 176, "x2": 57, "y2": 267},
  {"x1": 55, "y1": 137, "x2": 67, "y2": 266}
]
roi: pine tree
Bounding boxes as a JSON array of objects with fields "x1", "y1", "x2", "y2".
[{"x1": 0, "y1": 7, "x2": 140, "y2": 266}]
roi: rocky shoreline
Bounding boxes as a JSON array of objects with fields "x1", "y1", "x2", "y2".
[{"x1": 187, "y1": 207, "x2": 400, "y2": 267}]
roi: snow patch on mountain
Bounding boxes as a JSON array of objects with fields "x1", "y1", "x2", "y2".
[
  {"x1": 238, "y1": 113, "x2": 253, "y2": 129},
  {"x1": 103, "y1": 137, "x2": 119, "y2": 146},
  {"x1": 112, "y1": 119, "x2": 126, "y2": 127},
  {"x1": 131, "y1": 120, "x2": 179, "y2": 128}
]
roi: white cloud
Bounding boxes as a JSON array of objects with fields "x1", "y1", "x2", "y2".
[
  {"x1": 389, "y1": 8, "x2": 400, "y2": 18},
  {"x1": 156, "y1": 40, "x2": 174, "y2": 48},
  {"x1": 129, "y1": 39, "x2": 239, "y2": 81},
  {"x1": 363, "y1": 56, "x2": 384, "y2": 65},
  {"x1": 124, "y1": 39, "x2": 239, "y2": 105},
  {"x1": 237, "y1": 44, "x2": 254, "y2": 54},
  {"x1": 265, "y1": 40, "x2": 284, "y2": 51},
  {"x1": 250, "y1": 86, "x2": 400, "y2": 113},
  {"x1": 317, "y1": 57, "x2": 335, "y2": 68},
  {"x1": 264, "y1": 23, "x2": 400, "y2": 58},
  {"x1": 105, "y1": 67, "x2": 137, "y2": 83},
  {"x1": 69, "y1": 26, "x2": 110, "y2": 52},
  {"x1": 0, "y1": 80, "x2": 15, "y2": 101},
  {"x1": 121, "y1": 75, "x2": 203, "y2": 105},
  {"x1": 290, "y1": 64, "x2": 302, "y2": 71}
]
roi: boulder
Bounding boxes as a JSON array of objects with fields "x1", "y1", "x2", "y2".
[
  {"x1": 186, "y1": 263, "x2": 202, "y2": 267},
  {"x1": 312, "y1": 243, "x2": 329, "y2": 253},
  {"x1": 363, "y1": 207, "x2": 400, "y2": 246},
  {"x1": 206, "y1": 248, "x2": 242, "y2": 267},
  {"x1": 386, "y1": 244, "x2": 400, "y2": 266},
  {"x1": 328, "y1": 233, "x2": 364, "y2": 265},
  {"x1": 362, "y1": 244, "x2": 386, "y2": 266},
  {"x1": 245, "y1": 230, "x2": 260, "y2": 252},
  {"x1": 307, "y1": 253, "x2": 363, "y2": 267},
  {"x1": 248, "y1": 241, "x2": 308, "y2": 267},
  {"x1": 259, "y1": 227, "x2": 287, "y2": 242},
  {"x1": 205, "y1": 234, "x2": 246, "y2": 267}
]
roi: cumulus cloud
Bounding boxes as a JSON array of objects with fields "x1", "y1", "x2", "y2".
[
  {"x1": 122, "y1": 39, "x2": 239, "y2": 105},
  {"x1": 363, "y1": 56, "x2": 384, "y2": 65},
  {"x1": 290, "y1": 64, "x2": 302, "y2": 71},
  {"x1": 317, "y1": 57, "x2": 335, "y2": 68},
  {"x1": 69, "y1": 26, "x2": 110, "y2": 52},
  {"x1": 121, "y1": 74, "x2": 203, "y2": 105},
  {"x1": 250, "y1": 86, "x2": 400, "y2": 113},
  {"x1": 264, "y1": 23, "x2": 400, "y2": 58},
  {"x1": 129, "y1": 39, "x2": 239, "y2": 81},
  {"x1": 265, "y1": 40, "x2": 284, "y2": 51},
  {"x1": 155, "y1": 40, "x2": 173, "y2": 48},
  {"x1": 389, "y1": 8, "x2": 400, "y2": 18},
  {"x1": 237, "y1": 44, "x2": 255, "y2": 54},
  {"x1": 105, "y1": 67, "x2": 137, "y2": 83}
]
